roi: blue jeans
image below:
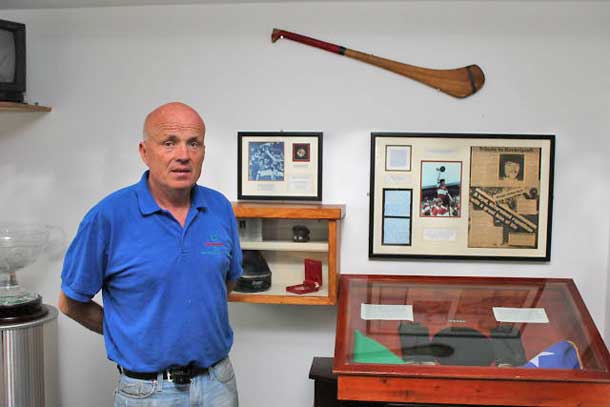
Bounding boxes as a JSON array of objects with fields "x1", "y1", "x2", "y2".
[{"x1": 114, "y1": 357, "x2": 238, "y2": 407}]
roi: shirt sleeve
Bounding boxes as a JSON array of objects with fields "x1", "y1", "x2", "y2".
[
  {"x1": 61, "y1": 209, "x2": 107, "y2": 303},
  {"x1": 226, "y1": 201, "x2": 243, "y2": 282}
]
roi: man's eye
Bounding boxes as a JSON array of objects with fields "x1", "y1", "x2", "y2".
[
  {"x1": 164, "y1": 141, "x2": 175, "y2": 147},
  {"x1": 189, "y1": 141, "x2": 201, "y2": 148}
]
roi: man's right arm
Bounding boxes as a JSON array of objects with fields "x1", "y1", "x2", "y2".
[{"x1": 58, "y1": 290, "x2": 104, "y2": 335}]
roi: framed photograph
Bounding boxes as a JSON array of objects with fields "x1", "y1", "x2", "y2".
[
  {"x1": 420, "y1": 161, "x2": 462, "y2": 218},
  {"x1": 238, "y1": 132, "x2": 322, "y2": 201},
  {"x1": 293, "y1": 143, "x2": 311, "y2": 162},
  {"x1": 382, "y1": 189, "x2": 412, "y2": 246},
  {"x1": 385, "y1": 145, "x2": 412, "y2": 171},
  {"x1": 369, "y1": 133, "x2": 555, "y2": 261}
]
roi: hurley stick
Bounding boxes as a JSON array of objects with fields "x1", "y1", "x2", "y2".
[{"x1": 271, "y1": 28, "x2": 485, "y2": 98}]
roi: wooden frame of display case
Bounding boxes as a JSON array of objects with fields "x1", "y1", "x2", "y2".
[
  {"x1": 334, "y1": 274, "x2": 610, "y2": 407},
  {"x1": 229, "y1": 202, "x2": 344, "y2": 305}
]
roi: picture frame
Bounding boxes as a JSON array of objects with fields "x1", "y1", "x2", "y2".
[
  {"x1": 238, "y1": 132, "x2": 322, "y2": 201},
  {"x1": 369, "y1": 133, "x2": 555, "y2": 261},
  {"x1": 292, "y1": 143, "x2": 311, "y2": 162},
  {"x1": 385, "y1": 145, "x2": 411, "y2": 171}
]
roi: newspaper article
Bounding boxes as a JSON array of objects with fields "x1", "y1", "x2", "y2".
[{"x1": 468, "y1": 147, "x2": 541, "y2": 249}]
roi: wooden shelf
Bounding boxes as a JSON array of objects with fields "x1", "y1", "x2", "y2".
[
  {"x1": 0, "y1": 101, "x2": 51, "y2": 112},
  {"x1": 233, "y1": 202, "x2": 345, "y2": 220},
  {"x1": 231, "y1": 202, "x2": 345, "y2": 305},
  {"x1": 230, "y1": 286, "x2": 332, "y2": 305},
  {"x1": 241, "y1": 240, "x2": 328, "y2": 252}
]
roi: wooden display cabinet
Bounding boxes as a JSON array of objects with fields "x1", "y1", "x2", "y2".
[
  {"x1": 334, "y1": 275, "x2": 610, "y2": 407},
  {"x1": 229, "y1": 202, "x2": 345, "y2": 305}
]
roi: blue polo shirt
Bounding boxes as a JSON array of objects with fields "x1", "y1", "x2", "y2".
[{"x1": 61, "y1": 172, "x2": 243, "y2": 372}]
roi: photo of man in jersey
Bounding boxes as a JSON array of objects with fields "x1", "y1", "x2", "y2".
[
  {"x1": 420, "y1": 162, "x2": 462, "y2": 217},
  {"x1": 248, "y1": 141, "x2": 285, "y2": 181}
]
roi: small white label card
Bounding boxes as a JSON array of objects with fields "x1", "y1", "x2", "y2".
[
  {"x1": 424, "y1": 147, "x2": 458, "y2": 155},
  {"x1": 292, "y1": 164, "x2": 309, "y2": 169},
  {"x1": 423, "y1": 228, "x2": 458, "y2": 241},
  {"x1": 288, "y1": 175, "x2": 312, "y2": 193},
  {"x1": 493, "y1": 307, "x2": 549, "y2": 323},
  {"x1": 361, "y1": 304, "x2": 413, "y2": 321},
  {"x1": 257, "y1": 183, "x2": 276, "y2": 192},
  {"x1": 384, "y1": 174, "x2": 412, "y2": 185}
]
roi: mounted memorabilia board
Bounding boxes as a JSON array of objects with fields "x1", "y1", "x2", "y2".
[
  {"x1": 238, "y1": 132, "x2": 322, "y2": 201},
  {"x1": 369, "y1": 133, "x2": 555, "y2": 261}
]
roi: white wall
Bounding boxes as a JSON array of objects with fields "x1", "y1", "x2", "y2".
[{"x1": 1, "y1": 1, "x2": 609, "y2": 406}]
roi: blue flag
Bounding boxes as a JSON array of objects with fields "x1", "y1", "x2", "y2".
[{"x1": 522, "y1": 340, "x2": 582, "y2": 369}]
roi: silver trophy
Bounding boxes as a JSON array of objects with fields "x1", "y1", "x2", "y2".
[{"x1": 0, "y1": 223, "x2": 62, "y2": 322}]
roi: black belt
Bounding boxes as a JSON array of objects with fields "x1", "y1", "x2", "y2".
[{"x1": 117, "y1": 364, "x2": 210, "y2": 384}]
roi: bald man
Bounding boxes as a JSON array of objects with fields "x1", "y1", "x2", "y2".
[{"x1": 59, "y1": 102, "x2": 243, "y2": 406}]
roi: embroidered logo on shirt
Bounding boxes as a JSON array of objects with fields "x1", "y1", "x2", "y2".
[{"x1": 201, "y1": 234, "x2": 226, "y2": 254}]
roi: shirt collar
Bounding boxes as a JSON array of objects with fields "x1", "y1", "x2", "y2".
[
  {"x1": 190, "y1": 182, "x2": 208, "y2": 211},
  {"x1": 135, "y1": 171, "x2": 208, "y2": 216}
]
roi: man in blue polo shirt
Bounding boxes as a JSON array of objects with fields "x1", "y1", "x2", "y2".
[{"x1": 59, "y1": 102, "x2": 243, "y2": 407}]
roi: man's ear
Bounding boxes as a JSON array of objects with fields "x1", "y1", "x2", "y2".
[{"x1": 139, "y1": 141, "x2": 148, "y2": 165}]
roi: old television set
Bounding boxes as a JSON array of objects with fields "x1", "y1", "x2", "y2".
[{"x1": 0, "y1": 19, "x2": 26, "y2": 103}]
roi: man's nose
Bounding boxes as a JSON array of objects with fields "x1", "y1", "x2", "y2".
[{"x1": 174, "y1": 143, "x2": 190, "y2": 161}]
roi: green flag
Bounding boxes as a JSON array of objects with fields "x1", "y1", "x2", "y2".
[{"x1": 352, "y1": 330, "x2": 405, "y2": 364}]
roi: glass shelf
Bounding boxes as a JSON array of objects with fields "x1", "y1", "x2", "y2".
[{"x1": 240, "y1": 240, "x2": 328, "y2": 252}]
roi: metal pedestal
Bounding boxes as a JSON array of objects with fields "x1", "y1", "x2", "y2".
[{"x1": 1, "y1": 305, "x2": 58, "y2": 407}]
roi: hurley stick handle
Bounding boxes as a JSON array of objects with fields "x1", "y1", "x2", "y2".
[{"x1": 271, "y1": 28, "x2": 485, "y2": 98}]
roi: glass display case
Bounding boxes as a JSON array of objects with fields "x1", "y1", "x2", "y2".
[{"x1": 334, "y1": 275, "x2": 610, "y2": 406}]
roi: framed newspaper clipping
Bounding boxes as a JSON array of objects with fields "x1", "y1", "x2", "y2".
[
  {"x1": 369, "y1": 133, "x2": 555, "y2": 261},
  {"x1": 238, "y1": 132, "x2": 322, "y2": 201}
]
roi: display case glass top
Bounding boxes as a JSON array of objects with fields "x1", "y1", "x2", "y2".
[{"x1": 333, "y1": 275, "x2": 610, "y2": 406}]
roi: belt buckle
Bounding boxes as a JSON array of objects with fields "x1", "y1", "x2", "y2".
[{"x1": 167, "y1": 367, "x2": 192, "y2": 384}]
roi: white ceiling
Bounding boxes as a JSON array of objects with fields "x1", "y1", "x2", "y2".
[{"x1": 1, "y1": 0, "x2": 377, "y2": 10}]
